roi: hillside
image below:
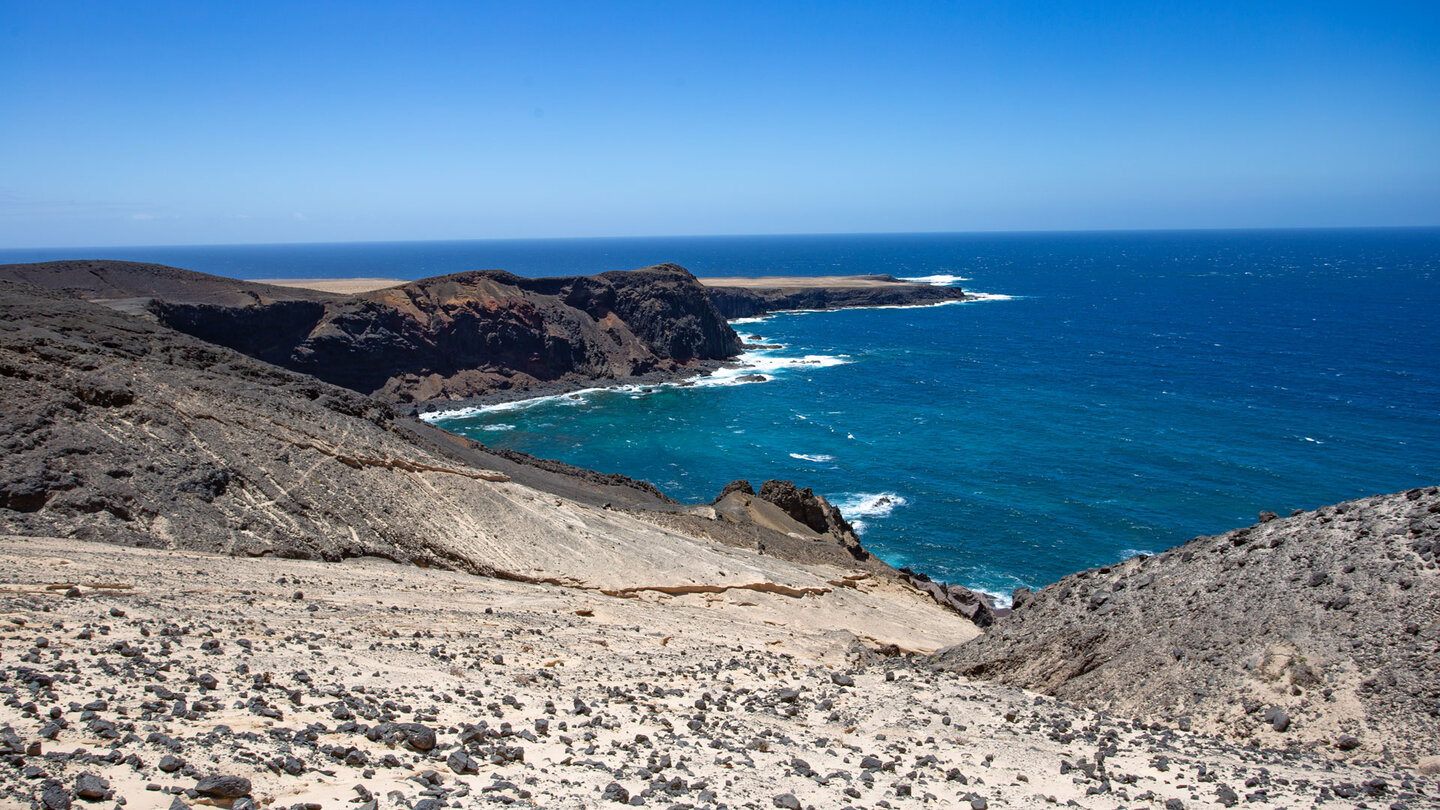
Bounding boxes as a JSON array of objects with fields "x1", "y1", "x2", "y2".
[
  {"x1": 932, "y1": 491, "x2": 1440, "y2": 759},
  {"x1": 0, "y1": 280, "x2": 968, "y2": 652}
]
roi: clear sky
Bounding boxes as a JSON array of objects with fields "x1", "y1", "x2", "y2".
[{"x1": 2, "y1": 1, "x2": 1437, "y2": 247}]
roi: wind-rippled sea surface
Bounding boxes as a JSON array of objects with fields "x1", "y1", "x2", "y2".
[{"x1": 10, "y1": 230, "x2": 1437, "y2": 599}]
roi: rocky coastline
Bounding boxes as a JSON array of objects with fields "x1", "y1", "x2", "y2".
[
  {"x1": 0, "y1": 260, "x2": 1437, "y2": 808},
  {"x1": 701, "y1": 275, "x2": 971, "y2": 320}
]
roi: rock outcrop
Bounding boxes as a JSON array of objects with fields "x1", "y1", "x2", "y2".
[
  {"x1": 0, "y1": 260, "x2": 743, "y2": 405},
  {"x1": 703, "y1": 275, "x2": 970, "y2": 319},
  {"x1": 897, "y1": 568, "x2": 997, "y2": 627},
  {"x1": 932, "y1": 489, "x2": 1440, "y2": 758},
  {"x1": 709, "y1": 479, "x2": 870, "y2": 564}
]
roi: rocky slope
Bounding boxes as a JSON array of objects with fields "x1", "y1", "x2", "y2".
[
  {"x1": 0, "y1": 261, "x2": 742, "y2": 406},
  {"x1": 3, "y1": 536, "x2": 1432, "y2": 810},
  {"x1": 931, "y1": 491, "x2": 1440, "y2": 761},
  {"x1": 703, "y1": 275, "x2": 971, "y2": 319},
  {"x1": 0, "y1": 280, "x2": 971, "y2": 653}
]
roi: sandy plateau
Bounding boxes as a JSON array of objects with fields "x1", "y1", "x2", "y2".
[{"x1": 2, "y1": 536, "x2": 1432, "y2": 810}]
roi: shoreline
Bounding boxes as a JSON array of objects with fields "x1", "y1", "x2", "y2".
[
  {"x1": 419, "y1": 295, "x2": 996, "y2": 421},
  {"x1": 413, "y1": 360, "x2": 728, "y2": 419}
]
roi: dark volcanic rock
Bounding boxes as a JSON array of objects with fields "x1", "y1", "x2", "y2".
[
  {"x1": 931, "y1": 488, "x2": 1440, "y2": 757},
  {"x1": 899, "y1": 569, "x2": 996, "y2": 627},
  {"x1": 284, "y1": 265, "x2": 742, "y2": 404},
  {"x1": 194, "y1": 774, "x2": 251, "y2": 799},
  {"x1": 396, "y1": 722, "x2": 437, "y2": 752},
  {"x1": 714, "y1": 479, "x2": 756, "y2": 501},
  {"x1": 1, "y1": 259, "x2": 742, "y2": 405},
  {"x1": 757, "y1": 480, "x2": 855, "y2": 539},
  {"x1": 704, "y1": 276, "x2": 971, "y2": 319},
  {"x1": 756, "y1": 479, "x2": 870, "y2": 561}
]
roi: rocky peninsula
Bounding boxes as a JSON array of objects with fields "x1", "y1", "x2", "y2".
[
  {"x1": 701, "y1": 275, "x2": 971, "y2": 320},
  {"x1": 0, "y1": 261, "x2": 1436, "y2": 809},
  {"x1": 0, "y1": 261, "x2": 970, "y2": 413}
]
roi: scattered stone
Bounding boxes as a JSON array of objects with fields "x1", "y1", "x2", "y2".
[
  {"x1": 194, "y1": 775, "x2": 251, "y2": 799},
  {"x1": 74, "y1": 773, "x2": 109, "y2": 802},
  {"x1": 772, "y1": 793, "x2": 801, "y2": 810}
]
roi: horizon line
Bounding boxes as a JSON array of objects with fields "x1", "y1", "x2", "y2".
[{"x1": 2, "y1": 223, "x2": 1438, "y2": 254}]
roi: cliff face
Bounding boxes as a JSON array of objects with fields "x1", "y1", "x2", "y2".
[
  {"x1": 1, "y1": 260, "x2": 743, "y2": 405},
  {"x1": 932, "y1": 490, "x2": 1440, "y2": 758},
  {"x1": 317, "y1": 264, "x2": 743, "y2": 404}
]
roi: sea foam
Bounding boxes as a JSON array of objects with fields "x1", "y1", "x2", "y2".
[
  {"x1": 900, "y1": 274, "x2": 970, "y2": 286},
  {"x1": 789, "y1": 453, "x2": 836, "y2": 463},
  {"x1": 831, "y1": 492, "x2": 908, "y2": 534}
]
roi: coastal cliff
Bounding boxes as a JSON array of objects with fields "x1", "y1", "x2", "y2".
[
  {"x1": 703, "y1": 274, "x2": 971, "y2": 319},
  {"x1": 221, "y1": 264, "x2": 743, "y2": 404},
  {"x1": 0, "y1": 261, "x2": 978, "y2": 407},
  {"x1": 0, "y1": 260, "x2": 742, "y2": 405}
]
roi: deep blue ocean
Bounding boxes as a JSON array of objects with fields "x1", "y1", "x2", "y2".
[{"x1": 6, "y1": 230, "x2": 1438, "y2": 601}]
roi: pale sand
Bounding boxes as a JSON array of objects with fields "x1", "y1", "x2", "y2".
[
  {"x1": 700, "y1": 275, "x2": 921, "y2": 288},
  {"x1": 248, "y1": 277, "x2": 407, "y2": 294},
  {"x1": 2, "y1": 535, "x2": 1416, "y2": 810}
]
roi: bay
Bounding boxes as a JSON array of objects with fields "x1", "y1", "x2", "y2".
[{"x1": 8, "y1": 229, "x2": 1438, "y2": 600}]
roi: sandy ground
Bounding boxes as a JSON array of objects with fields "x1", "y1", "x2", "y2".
[
  {"x1": 2, "y1": 536, "x2": 1432, "y2": 810},
  {"x1": 247, "y1": 278, "x2": 407, "y2": 294},
  {"x1": 699, "y1": 276, "x2": 923, "y2": 289}
]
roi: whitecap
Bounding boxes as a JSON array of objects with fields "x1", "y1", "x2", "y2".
[
  {"x1": 831, "y1": 492, "x2": 908, "y2": 534},
  {"x1": 422, "y1": 385, "x2": 617, "y2": 421},
  {"x1": 900, "y1": 274, "x2": 970, "y2": 286},
  {"x1": 789, "y1": 453, "x2": 835, "y2": 463},
  {"x1": 481, "y1": 424, "x2": 516, "y2": 432},
  {"x1": 689, "y1": 350, "x2": 852, "y2": 389}
]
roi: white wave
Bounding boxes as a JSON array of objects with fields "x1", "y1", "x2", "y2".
[
  {"x1": 834, "y1": 491, "x2": 907, "y2": 518},
  {"x1": 972, "y1": 585, "x2": 1015, "y2": 609},
  {"x1": 900, "y1": 274, "x2": 970, "y2": 286},
  {"x1": 789, "y1": 453, "x2": 835, "y2": 463},
  {"x1": 728, "y1": 315, "x2": 773, "y2": 325},
  {"x1": 422, "y1": 386, "x2": 619, "y2": 421},
  {"x1": 965, "y1": 292, "x2": 1015, "y2": 302},
  {"x1": 690, "y1": 350, "x2": 852, "y2": 389},
  {"x1": 831, "y1": 492, "x2": 908, "y2": 534},
  {"x1": 481, "y1": 424, "x2": 516, "y2": 432}
]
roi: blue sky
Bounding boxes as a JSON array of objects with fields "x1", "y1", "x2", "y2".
[{"x1": 1, "y1": 1, "x2": 1437, "y2": 247}]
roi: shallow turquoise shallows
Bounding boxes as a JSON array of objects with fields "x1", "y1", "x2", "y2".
[{"x1": 9, "y1": 229, "x2": 1437, "y2": 600}]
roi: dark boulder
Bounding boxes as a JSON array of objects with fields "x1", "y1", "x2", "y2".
[{"x1": 194, "y1": 774, "x2": 251, "y2": 799}]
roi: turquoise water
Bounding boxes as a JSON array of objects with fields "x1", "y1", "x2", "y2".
[{"x1": 7, "y1": 230, "x2": 1438, "y2": 599}]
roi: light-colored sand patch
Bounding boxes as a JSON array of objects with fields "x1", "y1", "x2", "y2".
[{"x1": 247, "y1": 277, "x2": 407, "y2": 294}]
